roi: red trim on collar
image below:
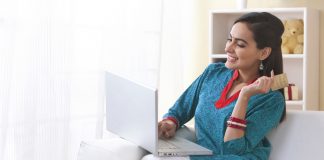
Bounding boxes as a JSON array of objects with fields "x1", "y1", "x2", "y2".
[{"x1": 215, "y1": 70, "x2": 256, "y2": 109}]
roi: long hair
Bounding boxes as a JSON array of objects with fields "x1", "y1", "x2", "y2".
[{"x1": 234, "y1": 12, "x2": 286, "y2": 122}]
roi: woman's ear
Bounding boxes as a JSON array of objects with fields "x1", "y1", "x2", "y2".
[{"x1": 259, "y1": 47, "x2": 272, "y2": 60}]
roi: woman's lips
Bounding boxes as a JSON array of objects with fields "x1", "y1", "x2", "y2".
[{"x1": 227, "y1": 55, "x2": 238, "y2": 62}]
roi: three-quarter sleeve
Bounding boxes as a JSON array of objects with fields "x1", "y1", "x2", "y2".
[
  {"x1": 163, "y1": 64, "x2": 216, "y2": 127},
  {"x1": 222, "y1": 92, "x2": 285, "y2": 157}
]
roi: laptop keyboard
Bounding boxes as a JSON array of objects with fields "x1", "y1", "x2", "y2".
[{"x1": 159, "y1": 140, "x2": 178, "y2": 149}]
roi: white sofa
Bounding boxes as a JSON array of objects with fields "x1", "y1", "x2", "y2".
[
  {"x1": 77, "y1": 110, "x2": 324, "y2": 160},
  {"x1": 267, "y1": 110, "x2": 324, "y2": 160}
]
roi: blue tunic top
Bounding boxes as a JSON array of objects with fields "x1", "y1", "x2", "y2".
[{"x1": 163, "y1": 63, "x2": 285, "y2": 160}]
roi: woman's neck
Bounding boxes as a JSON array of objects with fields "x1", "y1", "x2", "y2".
[{"x1": 237, "y1": 69, "x2": 259, "y2": 83}]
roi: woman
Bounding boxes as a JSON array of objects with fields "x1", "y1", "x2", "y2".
[{"x1": 146, "y1": 12, "x2": 286, "y2": 160}]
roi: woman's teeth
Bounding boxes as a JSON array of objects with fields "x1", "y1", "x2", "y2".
[{"x1": 227, "y1": 55, "x2": 238, "y2": 62}]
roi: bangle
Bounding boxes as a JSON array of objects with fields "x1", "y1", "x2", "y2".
[
  {"x1": 229, "y1": 116, "x2": 247, "y2": 124},
  {"x1": 227, "y1": 116, "x2": 247, "y2": 131},
  {"x1": 227, "y1": 123, "x2": 246, "y2": 130},
  {"x1": 226, "y1": 121, "x2": 247, "y2": 128},
  {"x1": 163, "y1": 117, "x2": 179, "y2": 129}
]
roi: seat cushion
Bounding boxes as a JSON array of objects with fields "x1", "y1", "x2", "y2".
[
  {"x1": 77, "y1": 138, "x2": 149, "y2": 160},
  {"x1": 267, "y1": 111, "x2": 324, "y2": 160}
]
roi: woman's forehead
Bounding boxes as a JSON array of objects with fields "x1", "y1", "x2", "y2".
[{"x1": 230, "y1": 22, "x2": 254, "y2": 41}]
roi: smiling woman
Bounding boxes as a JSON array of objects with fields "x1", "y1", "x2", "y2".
[{"x1": 146, "y1": 12, "x2": 286, "y2": 160}]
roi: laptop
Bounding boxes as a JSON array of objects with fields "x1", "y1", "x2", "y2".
[{"x1": 105, "y1": 71, "x2": 213, "y2": 156}]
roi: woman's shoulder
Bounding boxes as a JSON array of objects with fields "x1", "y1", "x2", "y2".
[
  {"x1": 268, "y1": 90, "x2": 285, "y2": 101},
  {"x1": 206, "y1": 62, "x2": 226, "y2": 69},
  {"x1": 199, "y1": 62, "x2": 232, "y2": 81},
  {"x1": 247, "y1": 91, "x2": 285, "y2": 119},
  {"x1": 253, "y1": 90, "x2": 285, "y2": 107},
  {"x1": 205, "y1": 62, "x2": 230, "y2": 74},
  {"x1": 262, "y1": 90, "x2": 284, "y2": 100}
]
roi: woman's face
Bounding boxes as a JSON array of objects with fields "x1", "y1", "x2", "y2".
[{"x1": 224, "y1": 22, "x2": 262, "y2": 72}]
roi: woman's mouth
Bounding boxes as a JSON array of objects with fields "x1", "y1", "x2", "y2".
[{"x1": 227, "y1": 55, "x2": 238, "y2": 62}]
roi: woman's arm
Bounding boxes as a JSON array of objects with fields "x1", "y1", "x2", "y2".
[
  {"x1": 159, "y1": 63, "x2": 220, "y2": 139},
  {"x1": 224, "y1": 71, "x2": 274, "y2": 142},
  {"x1": 223, "y1": 91, "x2": 249, "y2": 142}
]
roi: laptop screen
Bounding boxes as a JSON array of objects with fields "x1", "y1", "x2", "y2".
[{"x1": 105, "y1": 71, "x2": 158, "y2": 154}]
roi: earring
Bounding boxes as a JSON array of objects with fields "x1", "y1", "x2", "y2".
[{"x1": 259, "y1": 61, "x2": 264, "y2": 71}]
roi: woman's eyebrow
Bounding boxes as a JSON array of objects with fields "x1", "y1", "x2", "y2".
[{"x1": 229, "y1": 34, "x2": 249, "y2": 45}]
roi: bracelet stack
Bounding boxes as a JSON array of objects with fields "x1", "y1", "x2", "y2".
[
  {"x1": 163, "y1": 117, "x2": 179, "y2": 129},
  {"x1": 227, "y1": 116, "x2": 247, "y2": 130}
]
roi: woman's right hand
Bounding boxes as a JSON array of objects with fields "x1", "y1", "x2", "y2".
[
  {"x1": 241, "y1": 70, "x2": 274, "y2": 98},
  {"x1": 158, "y1": 119, "x2": 177, "y2": 139}
]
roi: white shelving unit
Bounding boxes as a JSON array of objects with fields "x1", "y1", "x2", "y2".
[{"x1": 209, "y1": 8, "x2": 319, "y2": 110}]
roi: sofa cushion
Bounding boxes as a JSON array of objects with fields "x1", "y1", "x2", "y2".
[
  {"x1": 77, "y1": 138, "x2": 148, "y2": 160},
  {"x1": 267, "y1": 110, "x2": 324, "y2": 160}
]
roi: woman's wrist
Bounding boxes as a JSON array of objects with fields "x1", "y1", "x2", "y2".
[
  {"x1": 232, "y1": 90, "x2": 251, "y2": 113},
  {"x1": 239, "y1": 87, "x2": 253, "y2": 100},
  {"x1": 163, "y1": 117, "x2": 179, "y2": 129}
]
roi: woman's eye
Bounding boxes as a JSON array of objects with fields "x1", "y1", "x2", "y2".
[
  {"x1": 226, "y1": 38, "x2": 245, "y2": 48},
  {"x1": 237, "y1": 43, "x2": 246, "y2": 48}
]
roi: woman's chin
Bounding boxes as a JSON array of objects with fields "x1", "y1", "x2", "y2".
[{"x1": 225, "y1": 61, "x2": 236, "y2": 69}]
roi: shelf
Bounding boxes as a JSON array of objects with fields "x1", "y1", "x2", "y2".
[
  {"x1": 286, "y1": 105, "x2": 303, "y2": 110},
  {"x1": 286, "y1": 100, "x2": 303, "y2": 106},
  {"x1": 286, "y1": 101, "x2": 304, "y2": 110},
  {"x1": 282, "y1": 54, "x2": 303, "y2": 59},
  {"x1": 209, "y1": 8, "x2": 308, "y2": 14},
  {"x1": 211, "y1": 54, "x2": 304, "y2": 59},
  {"x1": 210, "y1": 54, "x2": 226, "y2": 59}
]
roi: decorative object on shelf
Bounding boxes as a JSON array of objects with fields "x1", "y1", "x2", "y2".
[
  {"x1": 284, "y1": 84, "x2": 299, "y2": 100},
  {"x1": 236, "y1": 0, "x2": 247, "y2": 9},
  {"x1": 281, "y1": 19, "x2": 304, "y2": 54}
]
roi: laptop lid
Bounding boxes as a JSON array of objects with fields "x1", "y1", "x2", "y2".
[{"x1": 105, "y1": 71, "x2": 158, "y2": 155}]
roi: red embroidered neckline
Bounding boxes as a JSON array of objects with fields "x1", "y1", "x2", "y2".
[{"x1": 215, "y1": 70, "x2": 256, "y2": 109}]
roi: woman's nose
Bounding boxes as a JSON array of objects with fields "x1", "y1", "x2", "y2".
[{"x1": 225, "y1": 41, "x2": 234, "y2": 53}]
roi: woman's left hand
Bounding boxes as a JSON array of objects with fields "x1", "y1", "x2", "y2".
[{"x1": 241, "y1": 70, "x2": 274, "y2": 97}]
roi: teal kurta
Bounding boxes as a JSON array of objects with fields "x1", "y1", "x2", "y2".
[{"x1": 163, "y1": 63, "x2": 285, "y2": 160}]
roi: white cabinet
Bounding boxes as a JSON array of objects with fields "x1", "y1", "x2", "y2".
[{"x1": 209, "y1": 8, "x2": 319, "y2": 110}]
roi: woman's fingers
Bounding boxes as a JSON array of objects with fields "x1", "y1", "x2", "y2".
[
  {"x1": 243, "y1": 71, "x2": 276, "y2": 96},
  {"x1": 158, "y1": 122, "x2": 163, "y2": 137},
  {"x1": 158, "y1": 120, "x2": 176, "y2": 139},
  {"x1": 255, "y1": 75, "x2": 273, "y2": 93}
]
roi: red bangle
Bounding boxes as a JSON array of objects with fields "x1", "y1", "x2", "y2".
[
  {"x1": 229, "y1": 116, "x2": 247, "y2": 124},
  {"x1": 163, "y1": 117, "x2": 179, "y2": 129},
  {"x1": 227, "y1": 123, "x2": 245, "y2": 130}
]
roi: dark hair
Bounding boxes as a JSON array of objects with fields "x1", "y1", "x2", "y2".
[{"x1": 234, "y1": 12, "x2": 286, "y2": 122}]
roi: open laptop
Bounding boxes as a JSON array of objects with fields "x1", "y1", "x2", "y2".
[{"x1": 105, "y1": 71, "x2": 213, "y2": 156}]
